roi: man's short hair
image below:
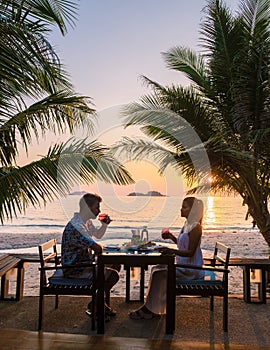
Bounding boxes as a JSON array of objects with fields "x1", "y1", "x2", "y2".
[{"x1": 79, "y1": 193, "x2": 102, "y2": 210}]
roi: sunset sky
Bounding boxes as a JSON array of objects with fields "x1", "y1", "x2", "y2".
[
  {"x1": 22, "y1": 0, "x2": 240, "y2": 197},
  {"x1": 51, "y1": 0, "x2": 239, "y2": 111}
]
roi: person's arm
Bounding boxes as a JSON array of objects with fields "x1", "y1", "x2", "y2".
[
  {"x1": 162, "y1": 231, "x2": 177, "y2": 244},
  {"x1": 160, "y1": 224, "x2": 202, "y2": 257},
  {"x1": 79, "y1": 227, "x2": 103, "y2": 256},
  {"x1": 90, "y1": 242, "x2": 103, "y2": 255},
  {"x1": 86, "y1": 219, "x2": 108, "y2": 239}
]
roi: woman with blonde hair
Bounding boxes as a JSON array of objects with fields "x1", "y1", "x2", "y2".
[{"x1": 129, "y1": 197, "x2": 204, "y2": 319}]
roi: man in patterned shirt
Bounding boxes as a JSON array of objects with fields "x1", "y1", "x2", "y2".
[{"x1": 61, "y1": 193, "x2": 120, "y2": 317}]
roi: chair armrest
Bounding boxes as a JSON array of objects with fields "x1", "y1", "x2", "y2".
[
  {"x1": 203, "y1": 257, "x2": 214, "y2": 265},
  {"x1": 175, "y1": 263, "x2": 229, "y2": 273}
]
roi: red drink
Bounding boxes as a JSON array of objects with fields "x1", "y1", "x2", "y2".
[
  {"x1": 161, "y1": 228, "x2": 170, "y2": 239},
  {"x1": 98, "y1": 213, "x2": 108, "y2": 221}
]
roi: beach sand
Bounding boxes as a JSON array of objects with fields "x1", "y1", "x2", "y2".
[{"x1": 1, "y1": 295, "x2": 270, "y2": 347}]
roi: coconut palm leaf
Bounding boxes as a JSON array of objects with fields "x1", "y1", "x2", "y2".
[
  {"x1": 0, "y1": 0, "x2": 78, "y2": 34},
  {"x1": 0, "y1": 138, "x2": 134, "y2": 222},
  {"x1": 241, "y1": 0, "x2": 270, "y2": 37},
  {"x1": 162, "y1": 47, "x2": 210, "y2": 94},
  {"x1": 233, "y1": 0, "x2": 270, "y2": 138},
  {"x1": 0, "y1": 91, "x2": 95, "y2": 166},
  {"x1": 0, "y1": 18, "x2": 71, "y2": 100}
]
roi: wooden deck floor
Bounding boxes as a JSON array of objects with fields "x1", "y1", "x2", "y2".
[{"x1": 1, "y1": 329, "x2": 269, "y2": 350}]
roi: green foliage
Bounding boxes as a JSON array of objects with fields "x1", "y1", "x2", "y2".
[
  {"x1": 0, "y1": 1, "x2": 133, "y2": 222},
  {"x1": 120, "y1": 0, "x2": 270, "y2": 239}
]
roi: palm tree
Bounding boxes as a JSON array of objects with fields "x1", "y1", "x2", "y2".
[
  {"x1": 0, "y1": 0, "x2": 133, "y2": 222},
  {"x1": 116, "y1": 0, "x2": 270, "y2": 245}
]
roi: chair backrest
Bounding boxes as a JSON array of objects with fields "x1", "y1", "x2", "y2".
[
  {"x1": 38, "y1": 239, "x2": 59, "y2": 283},
  {"x1": 39, "y1": 239, "x2": 59, "y2": 266},
  {"x1": 211, "y1": 242, "x2": 231, "y2": 282}
]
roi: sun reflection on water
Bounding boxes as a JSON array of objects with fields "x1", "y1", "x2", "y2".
[{"x1": 204, "y1": 196, "x2": 216, "y2": 230}]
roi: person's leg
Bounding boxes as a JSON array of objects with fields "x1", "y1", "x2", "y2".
[
  {"x1": 103, "y1": 266, "x2": 120, "y2": 315},
  {"x1": 87, "y1": 266, "x2": 120, "y2": 317},
  {"x1": 129, "y1": 265, "x2": 168, "y2": 319},
  {"x1": 104, "y1": 266, "x2": 120, "y2": 294},
  {"x1": 108, "y1": 263, "x2": 121, "y2": 272},
  {"x1": 144, "y1": 265, "x2": 167, "y2": 314}
]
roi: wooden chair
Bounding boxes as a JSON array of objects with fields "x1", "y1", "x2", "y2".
[
  {"x1": 175, "y1": 242, "x2": 231, "y2": 332},
  {"x1": 38, "y1": 239, "x2": 96, "y2": 331}
]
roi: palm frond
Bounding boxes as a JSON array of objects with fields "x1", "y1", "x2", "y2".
[
  {"x1": 0, "y1": 22, "x2": 71, "y2": 99},
  {"x1": 0, "y1": 0, "x2": 79, "y2": 34},
  {"x1": 0, "y1": 138, "x2": 134, "y2": 222},
  {"x1": 232, "y1": 0, "x2": 270, "y2": 138},
  {"x1": 28, "y1": 0, "x2": 79, "y2": 33},
  {"x1": 0, "y1": 91, "x2": 95, "y2": 166},
  {"x1": 200, "y1": 1, "x2": 245, "y2": 110},
  {"x1": 162, "y1": 46, "x2": 210, "y2": 93},
  {"x1": 112, "y1": 135, "x2": 211, "y2": 189},
  {"x1": 123, "y1": 84, "x2": 235, "y2": 145},
  {"x1": 241, "y1": 0, "x2": 270, "y2": 37}
]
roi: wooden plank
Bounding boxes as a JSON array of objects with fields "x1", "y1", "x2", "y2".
[
  {"x1": 0, "y1": 255, "x2": 21, "y2": 300},
  {"x1": 1, "y1": 274, "x2": 9, "y2": 299},
  {"x1": 40, "y1": 239, "x2": 56, "y2": 252},
  {"x1": 229, "y1": 258, "x2": 270, "y2": 268},
  {"x1": 16, "y1": 261, "x2": 26, "y2": 301},
  {"x1": 10, "y1": 254, "x2": 40, "y2": 263},
  {"x1": 0, "y1": 254, "x2": 10, "y2": 262},
  {"x1": 0, "y1": 256, "x2": 20, "y2": 277}
]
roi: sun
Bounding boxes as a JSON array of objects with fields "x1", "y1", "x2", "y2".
[{"x1": 207, "y1": 175, "x2": 214, "y2": 184}]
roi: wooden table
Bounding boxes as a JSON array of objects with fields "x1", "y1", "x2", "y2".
[
  {"x1": 229, "y1": 258, "x2": 270, "y2": 303},
  {"x1": 97, "y1": 252, "x2": 175, "y2": 334}
]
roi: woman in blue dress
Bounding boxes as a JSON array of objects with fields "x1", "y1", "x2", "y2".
[{"x1": 129, "y1": 197, "x2": 204, "y2": 319}]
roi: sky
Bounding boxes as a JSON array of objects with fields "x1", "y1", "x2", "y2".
[
  {"x1": 51, "y1": 0, "x2": 239, "y2": 110},
  {"x1": 25, "y1": 0, "x2": 241, "y2": 197}
]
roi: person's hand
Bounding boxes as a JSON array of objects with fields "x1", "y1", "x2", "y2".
[
  {"x1": 90, "y1": 243, "x2": 103, "y2": 256},
  {"x1": 158, "y1": 247, "x2": 175, "y2": 256},
  {"x1": 161, "y1": 228, "x2": 171, "y2": 240},
  {"x1": 98, "y1": 213, "x2": 112, "y2": 225}
]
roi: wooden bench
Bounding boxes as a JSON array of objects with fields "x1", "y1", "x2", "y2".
[
  {"x1": 0, "y1": 253, "x2": 41, "y2": 301},
  {"x1": 0, "y1": 254, "x2": 23, "y2": 301},
  {"x1": 228, "y1": 258, "x2": 270, "y2": 303},
  {"x1": 174, "y1": 242, "x2": 231, "y2": 332}
]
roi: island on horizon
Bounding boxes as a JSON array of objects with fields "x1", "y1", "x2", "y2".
[
  {"x1": 127, "y1": 190, "x2": 166, "y2": 197},
  {"x1": 69, "y1": 191, "x2": 87, "y2": 196}
]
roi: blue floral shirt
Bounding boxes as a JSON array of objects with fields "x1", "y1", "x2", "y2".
[{"x1": 61, "y1": 214, "x2": 96, "y2": 277}]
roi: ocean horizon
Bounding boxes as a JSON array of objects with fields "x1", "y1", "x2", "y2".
[
  {"x1": 0, "y1": 194, "x2": 268, "y2": 257},
  {"x1": 0, "y1": 194, "x2": 263, "y2": 243}
]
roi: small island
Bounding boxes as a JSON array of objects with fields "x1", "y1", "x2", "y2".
[
  {"x1": 69, "y1": 191, "x2": 87, "y2": 195},
  {"x1": 127, "y1": 191, "x2": 166, "y2": 197}
]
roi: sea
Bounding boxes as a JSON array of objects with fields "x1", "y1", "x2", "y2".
[{"x1": 0, "y1": 195, "x2": 269, "y2": 297}]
